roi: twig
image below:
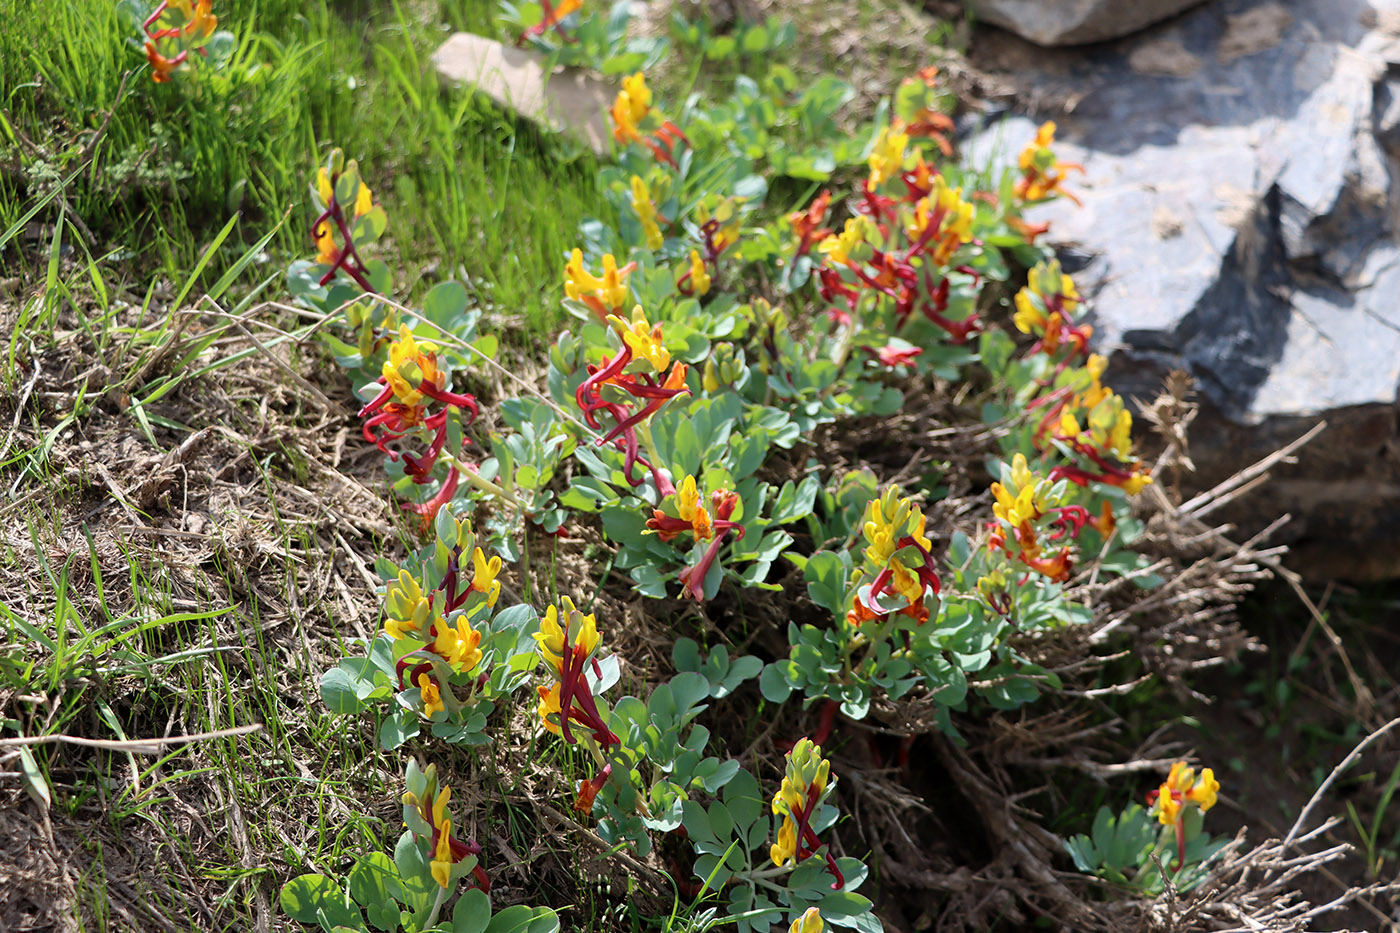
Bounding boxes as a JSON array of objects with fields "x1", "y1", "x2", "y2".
[
  {"x1": 0, "y1": 723, "x2": 263, "y2": 755},
  {"x1": 1281, "y1": 715, "x2": 1400, "y2": 849}
]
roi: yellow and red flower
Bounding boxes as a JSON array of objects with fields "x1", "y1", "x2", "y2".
[
  {"x1": 565, "y1": 249, "x2": 635, "y2": 321},
  {"x1": 573, "y1": 308, "x2": 689, "y2": 492},
  {"x1": 1145, "y1": 761, "x2": 1220, "y2": 871},
  {"x1": 519, "y1": 0, "x2": 582, "y2": 42},
  {"x1": 534, "y1": 597, "x2": 620, "y2": 749},
  {"x1": 609, "y1": 72, "x2": 689, "y2": 166},
  {"x1": 1015, "y1": 121, "x2": 1083, "y2": 205},
  {"x1": 358, "y1": 326, "x2": 481, "y2": 529},
  {"x1": 401, "y1": 763, "x2": 488, "y2": 893},
  {"x1": 770, "y1": 738, "x2": 844, "y2": 889},
  {"x1": 646, "y1": 475, "x2": 746, "y2": 601}
]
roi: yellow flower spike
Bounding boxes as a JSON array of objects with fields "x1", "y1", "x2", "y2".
[
  {"x1": 317, "y1": 167, "x2": 333, "y2": 205},
  {"x1": 536, "y1": 683, "x2": 562, "y2": 735},
  {"x1": 1190, "y1": 768, "x2": 1220, "y2": 811},
  {"x1": 1167, "y1": 761, "x2": 1195, "y2": 793},
  {"x1": 418, "y1": 673, "x2": 444, "y2": 718},
  {"x1": 617, "y1": 307, "x2": 670, "y2": 372},
  {"x1": 790, "y1": 908, "x2": 824, "y2": 933},
  {"x1": 687, "y1": 250, "x2": 711, "y2": 296},
  {"x1": 867, "y1": 125, "x2": 909, "y2": 187},
  {"x1": 431, "y1": 818, "x2": 454, "y2": 888},
  {"x1": 1010, "y1": 453, "x2": 1034, "y2": 492}
]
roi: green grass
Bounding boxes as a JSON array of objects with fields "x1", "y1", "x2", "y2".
[{"x1": 2, "y1": 0, "x2": 602, "y2": 333}]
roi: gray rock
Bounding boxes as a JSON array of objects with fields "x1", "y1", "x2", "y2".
[
  {"x1": 964, "y1": 0, "x2": 1400, "y2": 579},
  {"x1": 431, "y1": 33, "x2": 613, "y2": 156},
  {"x1": 965, "y1": 0, "x2": 1209, "y2": 46}
]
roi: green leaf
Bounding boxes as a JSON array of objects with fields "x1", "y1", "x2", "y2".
[
  {"x1": 451, "y1": 888, "x2": 492, "y2": 933},
  {"x1": 348, "y1": 853, "x2": 405, "y2": 931},
  {"x1": 422, "y1": 281, "x2": 470, "y2": 328},
  {"x1": 760, "y1": 662, "x2": 793, "y2": 702},
  {"x1": 484, "y1": 905, "x2": 559, "y2": 933},
  {"x1": 280, "y1": 875, "x2": 359, "y2": 929}
]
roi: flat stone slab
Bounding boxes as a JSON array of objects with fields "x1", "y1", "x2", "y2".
[
  {"x1": 431, "y1": 32, "x2": 612, "y2": 156},
  {"x1": 963, "y1": 0, "x2": 1400, "y2": 578}
]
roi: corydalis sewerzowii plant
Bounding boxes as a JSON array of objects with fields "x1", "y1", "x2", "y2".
[
  {"x1": 402, "y1": 761, "x2": 489, "y2": 897},
  {"x1": 645, "y1": 474, "x2": 745, "y2": 601},
  {"x1": 847, "y1": 487, "x2": 941, "y2": 627},
  {"x1": 1064, "y1": 760, "x2": 1227, "y2": 897},
  {"x1": 534, "y1": 596, "x2": 621, "y2": 812},
  {"x1": 136, "y1": 0, "x2": 228, "y2": 82},
  {"x1": 359, "y1": 326, "x2": 481, "y2": 529},
  {"x1": 1031, "y1": 354, "x2": 1153, "y2": 495},
  {"x1": 383, "y1": 547, "x2": 498, "y2": 721},
  {"x1": 281, "y1": 762, "x2": 561, "y2": 933},
  {"x1": 610, "y1": 72, "x2": 689, "y2": 167},
  {"x1": 1013, "y1": 258, "x2": 1090, "y2": 359},
  {"x1": 771, "y1": 738, "x2": 843, "y2": 889},
  {"x1": 1147, "y1": 760, "x2": 1220, "y2": 870},
  {"x1": 981, "y1": 452, "x2": 1113, "y2": 590},
  {"x1": 816, "y1": 136, "x2": 979, "y2": 346},
  {"x1": 308, "y1": 152, "x2": 389, "y2": 295},
  {"x1": 1015, "y1": 120, "x2": 1083, "y2": 206},
  {"x1": 573, "y1": 307, "x2": 689, "y2": 494}
]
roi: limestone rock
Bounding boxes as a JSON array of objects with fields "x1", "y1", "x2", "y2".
[
  {"x1": 964, "y1": 0, "x2": 1400, "y2": 579},
  {"x1": 965, "y1": 0, "x2": 1209, "y2": 46},
  {"x1": 431, "y1": 33, "x2": 612, "y2": 155}
]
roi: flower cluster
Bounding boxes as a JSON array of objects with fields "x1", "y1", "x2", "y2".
[
  {"x1": 140, "y1": 0, "x2": 218, "y2": 82},
  {"x1": 308, "y1": 155, "x2": 388, "y2": 294},
  {"x1": 814, "y1": 129, "x2": 979, "y2": 341},
  {"x1": 610, "y1": 72, "x2": 689, "y2": 167},
  {"x1": 383, "y1": 544, "x2": 499, "y2": 719},
  {"x1": 565, "y1": 249, "x2": 634, "y2": 321},
  {"x1": 402, "y1": 761, "x2": 489, "y2": 892},
  {"x1": 646, "y1": 474, "x2": 745, "y2": 600},
  {"x1": 770, "y1": 738, "x2": 843, "y2": 888},
  {"x1": 534, "y1": 596, "x2": 620, "y2": 750},
  {"x1": 681, "y1": 197, "x2": 742, "y2": 296},
  {"x1": 518, "y1": 0, "x2": 582, "y2": 43},
  {"x1": 1146, "y1": 761, "x2": 1220, "y2": 870},
  {"x1": 1030, "y1": 355, "x2": 1152, "y2": 495},
  {"x1": 1015, "y1": 121, "x2": 1082, "y2": 206},
  {"x1": 1013, "y1": 258, "x2": 1090, "y2": 359},
  {"x1": 359, "y1": 326, "x2": 481, "y2": 528},
  {"x1": 982, "y1": 452, "x2": 1114, "y2": 593},
  {"x1": 847, "y1": 488, "x2": 941, "y2": 627},
  {"x1": 573, "y1": 308, "x2": 689, "y2": 492}
]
